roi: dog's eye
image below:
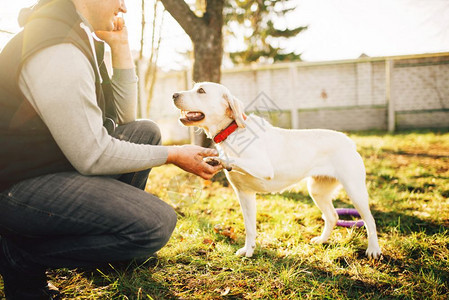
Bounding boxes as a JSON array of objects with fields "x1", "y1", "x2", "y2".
[{"x1": 197, "y1": 88, "x2": 206, "y2": 94}]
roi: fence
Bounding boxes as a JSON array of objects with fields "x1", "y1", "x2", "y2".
[{"x1": 141, "y1": 52, "x2": 449, "y2": 143}]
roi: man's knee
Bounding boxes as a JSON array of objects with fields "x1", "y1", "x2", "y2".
[
  {"x1": 130, "y1": 200, "x2": 177, "y2": 255},
  {"x1": 154, "y1": 205, "x2": 177, "y2": 248},
  {"x1": 114, "y1": 120, "x2": 162, "y2": 146},
  {"x1": 138, "y1": 120, "x2": 162, "y2": 146}
]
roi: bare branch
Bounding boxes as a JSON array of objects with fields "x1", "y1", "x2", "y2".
[
  {"x1": 139, "y1": 0, "x2": 146, "y2": 60},
  {"x1": 160, "y1": 0, "x2": 201, "y2": 37},
  {"x1": 0, "y1": 29, "x2": 14, "y2": 34}
]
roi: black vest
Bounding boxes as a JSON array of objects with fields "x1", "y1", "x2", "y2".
[{"x1": 0, "y1": 0, "x2": 116, "y2": 191}]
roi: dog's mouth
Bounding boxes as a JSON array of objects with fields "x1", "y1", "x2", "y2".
[{"x1": 179, "y1": 110, "x2": 205, "y2": 124}]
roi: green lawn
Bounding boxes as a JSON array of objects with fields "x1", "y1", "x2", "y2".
[{"x1": 1, "y1": 131, "x2": 448, "y2": 299}]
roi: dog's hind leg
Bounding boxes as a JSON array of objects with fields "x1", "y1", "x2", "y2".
[
  {"x1": 337, "y1": 155, "x2": 382, "y2": 258},
  {"x1": 340, "y1": 178, "x2": 381, "y2": 258},
  {"x1": 235, "y1": 190, "x2": 257, "y2": 257},
  {"x1": 307, "y1": 176, "x2": 341, "y2": 244}
]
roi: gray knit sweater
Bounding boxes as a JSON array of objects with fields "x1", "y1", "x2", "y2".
[{"x1": 18, "y1": 28, "x2": 169, "y2": 176}]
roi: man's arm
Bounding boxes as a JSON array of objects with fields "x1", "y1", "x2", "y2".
[
  {"x1": 19, "y1": 44, "x2": 169, "y2": 175},
  {"x1": 97, "y1": 17, "x2": 137, "y2": 124},
  {"x1": 19, "y1": 45, "x2": 221, "y2": 179},
  {"x1": 110, "y1": 68, "x2": 138, "y2": 124}
]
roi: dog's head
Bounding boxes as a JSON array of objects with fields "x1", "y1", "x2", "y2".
[{"x1": 172, "y1": 82, "x2": 246, "y2": 137}]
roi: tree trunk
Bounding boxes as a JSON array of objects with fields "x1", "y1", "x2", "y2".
[
  {"x1": 191, "y1": 4, "x2": 223, "y2": 83},
  {"x1": 160, "y1": 0, "x2": 223, "y2": 83},
  {"x1": 191, "y1": 2, "x2": 223, "y2": 146}
]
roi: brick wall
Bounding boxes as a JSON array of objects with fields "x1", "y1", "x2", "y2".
[{"x1": 145, "y1": 52, "x2": 449, "y2": 143}]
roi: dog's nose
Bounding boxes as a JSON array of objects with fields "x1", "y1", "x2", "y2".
[{"x1": 172, "y1": 93, "x2": 180, "y2": 101}]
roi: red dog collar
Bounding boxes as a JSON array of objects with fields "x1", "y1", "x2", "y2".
[{"x1": 213, "y1": 121, "x2": 239, "y2": 143}]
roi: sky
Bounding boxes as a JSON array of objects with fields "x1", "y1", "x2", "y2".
[{"x1": 1, "y1": 0, "x2": 448, "y2": 70}]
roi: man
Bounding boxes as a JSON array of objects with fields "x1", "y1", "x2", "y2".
[{"x1": 0, "y1": 0, "x2": 222, "y2": 298}]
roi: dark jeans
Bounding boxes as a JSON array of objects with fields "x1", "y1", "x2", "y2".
[{"x1": 0, "y1": 120, "x2": 177, "y2": 272}]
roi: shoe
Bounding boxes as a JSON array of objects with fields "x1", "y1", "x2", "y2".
[{"x1": 0, "y1": 237, "x2": 60, "y2": 299}]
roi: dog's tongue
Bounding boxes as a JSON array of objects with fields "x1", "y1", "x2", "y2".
[{"x1": 186, "y1": 112, "x2": 205, "y2": 121}]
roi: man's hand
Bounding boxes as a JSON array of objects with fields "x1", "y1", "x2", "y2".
[
  {"x1": 95, "y1": 17, "x2": 134, "y2": 69},
  {"x1": 167, "y1": 145, "x2": 223, "y2": 180},
  {"x1": 95, "y1": 17, "x2": 128, "y2": 48}
]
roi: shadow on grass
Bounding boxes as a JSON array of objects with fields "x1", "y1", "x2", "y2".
[
  {"x1": 256, "y1": 247, "x2": 447, "y2": 299},
  {"x1": 70, "y1": 210, "x2": 448, "y2": 299},
  {"x1": 79, "y1": 265, "x2": 180, "y2": 300},
  {"x1": 280, "y1": 189, "x2": 447, "y2": 236},
  {"x1": 238, "y1": 248, "x2": 396, "y2": 299},
  {"x1": 376, "y1": 210, "x2": 446, "y2": 235}
]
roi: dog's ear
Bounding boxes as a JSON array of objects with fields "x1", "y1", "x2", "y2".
[{"x1": 223, "y1": 91, "x2": 246, "y2": 128}]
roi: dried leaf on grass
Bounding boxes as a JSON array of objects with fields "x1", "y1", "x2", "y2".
[
  {"x1": 213, "y1": 224, "x2": 237, "y2": 241},
  {"x1": 203, "y1": 238, "x2": 216, "y2": 247}
]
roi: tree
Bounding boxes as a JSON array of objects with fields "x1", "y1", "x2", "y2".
[
  {"x1": 158, "y1": 0, "x2": 305, "y2": 146},
  {"x1": 225, "y1": 0, "x2": 307, "y2": 64},
  {"x1": 160, "y1": 0, "x2": 224, "y2": 83}
]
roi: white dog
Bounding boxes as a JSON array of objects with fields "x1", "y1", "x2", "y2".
[{"x1": 172, "y1": 82, "x2": 382, "y2": 259}]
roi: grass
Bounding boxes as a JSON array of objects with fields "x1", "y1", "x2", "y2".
[{"x1": 1, "y1": 130, "x2": 449, "y2": 299}]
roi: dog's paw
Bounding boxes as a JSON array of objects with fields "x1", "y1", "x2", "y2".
[
  {"x1": 235, "y1": 245, "x2": 255, "y2": 257},
  {"x1": 203, "y1": 157, "x2": 232, "y2": 171},
  {"x1": 310, "y1": 236, "x2": 328, "y2": 244},
  {"x1": 366, "y1": 245, "x2": 382, "y2": 259}
]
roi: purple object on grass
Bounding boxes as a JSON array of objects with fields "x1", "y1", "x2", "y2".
[{"x1": 335, "y1": 208, "x2": 364, "y2": 228}]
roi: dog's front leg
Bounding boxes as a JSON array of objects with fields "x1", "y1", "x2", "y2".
[
  {"x1": 235, "y1": 190, "x2": 257, "y2": 257},
  {"x1": 227, "y1": 157, "x2": 274, "y2": 181}
]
